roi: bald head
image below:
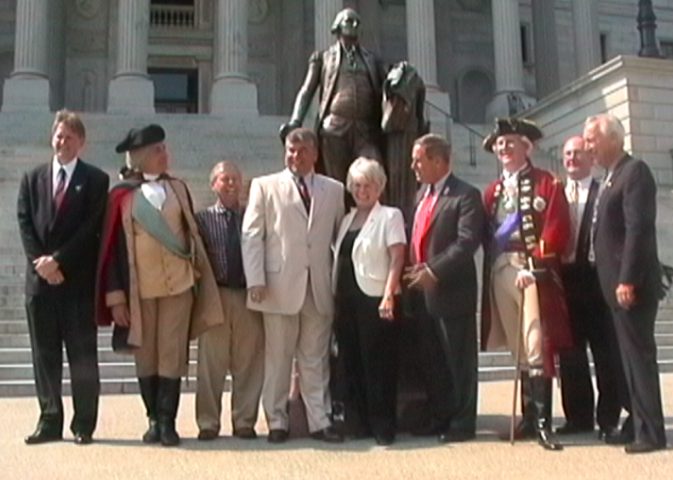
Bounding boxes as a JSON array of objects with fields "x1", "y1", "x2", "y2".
[{"x1": 562, "y1": 136, "x2": 592, "y2": 181}]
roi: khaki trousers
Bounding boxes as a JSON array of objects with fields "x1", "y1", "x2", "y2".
[
  {"x1": 491, "y1": 252, "x2": 543, "y2": 370},
  {"x1": 196, "y1": 287, "x2": 264, "y2": 433},
  {"x1": 262, "y1": 287, "x2": 332, "y2": 433},
  {"x1": 135, "y1": 289, "x2": 193, "y2": 378}
]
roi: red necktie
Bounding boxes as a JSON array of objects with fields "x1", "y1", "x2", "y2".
[
  {"x1": 53, "y1": 167, "x2": 66, "y2": 211},
  {"x1": 412, "y1": 185, "x2": 435, "y2": 264}
]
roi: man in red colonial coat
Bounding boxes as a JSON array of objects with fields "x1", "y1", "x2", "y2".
[{"x1": 480, "y1": 118, "x2": 573, "y2": 451}]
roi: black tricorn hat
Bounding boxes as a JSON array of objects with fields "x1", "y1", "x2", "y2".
[
  {"x1": 482, "y1": 117, "x2": 543, "y2": 152},
  {"x1": 115, "y1": 124, "x2": 165, "y2": 153}
]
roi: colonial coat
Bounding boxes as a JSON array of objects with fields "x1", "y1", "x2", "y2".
[
  {"x1": 96, "y1": 176, "x2": 223, "y2": 348},
  {"x1": 481, "y1": 163, "x2": 573, "y2": 376}
]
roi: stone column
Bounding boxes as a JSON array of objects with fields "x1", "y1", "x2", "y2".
[
  {"x1": 532, "y1": 0, "x2": 560, "y2": 99},
  {"x1": 210, "y1": 0, "x2": 258, "y2": 115},
  {"x1": 315, "y1": 0, "x2": 342, "y2": 53},
  {"x1": 406, "y1": 0, "x2": 451, "y2": 135},
  {"x1": 2, "y1": 0, "x2": 50, "y2": 112},
  {"x1": 572, "y1": 0, "x2": 601, "y2": 77},
  {"x1": 107, "y1": 0, "x2": 155, "y2": 113},
  {"x1": 486, "y1": 0, "x2": 533, "y2": 119}
]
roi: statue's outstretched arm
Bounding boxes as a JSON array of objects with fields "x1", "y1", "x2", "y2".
[{"x1": 289, "y1": 52, "x2": 323, "y2": 124}]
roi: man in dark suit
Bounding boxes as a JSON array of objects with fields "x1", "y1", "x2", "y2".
[
  {"x1": 17, "y1": 110, "x2": 109, "y2": 445},
  {"x1": 557, "y1": 135, "x2": 625, "y2": 438},
  {"x1": 404, "y1": 133, "x2": 485, "y2": 443},
  {"x1": 279, "y1": 8, "x2": 386, "y2": 183},
  {"x1": 584, "y1": 113, "x2": 666, "y2": 454}
]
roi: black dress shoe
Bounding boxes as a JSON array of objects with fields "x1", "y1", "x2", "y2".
[
  {"x1": 438, "y1": 430, "x2": 476, "y2": 444},
  {"x1": 24, "y1": 429, "x2": 62, "y2": 445},
  {"x1": 536, "y1": 429, "x2": 563, "y2": 451},
  {"x1": 555, "y1": 422, "x2": 594, "y2": 435},
  {"x1": 267, "y1": 429, "x2": 289, "y2": 444},
  {"x1": 73, "y1": 433, "x2": 93, "y2": 445},
  {"x1": 310, "y1": 426, "x2": 344, "y2": 443},
  {"x1": 603, "y1": 428, "x2": 634, "y2": 445},
  {"x1": 374, "y1": 432, "x2": 395, "y2": 446},
  {"x1": 233, "y1": 427, "x2": 257, "y2": 439},
  {"x1": 197, "y1": 429, "x2": 218, "y2": 441},
  {"x1": 625, "y1": 441, "x2": 666, "y2": 454}
]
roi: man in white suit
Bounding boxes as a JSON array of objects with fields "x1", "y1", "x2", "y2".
[{"x1": 242, "y1": 128, "x2": 345, "y2": 443}]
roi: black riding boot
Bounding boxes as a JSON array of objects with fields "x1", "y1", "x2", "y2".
[
  {"x1": 157, "y1": 377, "x2": 181, "y2": 446},
  {"x1": 512, "y1": 371, "x2": 536, "y2": 439},
  {"x1": 138, "y1": 376, "x2": 160, "y2": 443},
  {"x1": 530, "y1": 375, "x2": 563, "y2": 451}
]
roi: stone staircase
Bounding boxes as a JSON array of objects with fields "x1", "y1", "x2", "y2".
[{"x1": 1, "y1": 111, "x2": 672, "y2": 396}]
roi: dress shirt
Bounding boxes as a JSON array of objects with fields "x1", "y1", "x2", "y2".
[
  {"x1": 196, "y1": 202, "x2": 245, "y2": 288},
  {"x1": 141, "y1": 173, "x2": 166, "y2": 210}
]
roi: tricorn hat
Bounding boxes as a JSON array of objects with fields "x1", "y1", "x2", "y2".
[
  {"x1": 482, "y1": 117, "x2": 543, "y2": 152},
  {"x1": 115, "y1": 124, "x2": 165, "y2": 153}
]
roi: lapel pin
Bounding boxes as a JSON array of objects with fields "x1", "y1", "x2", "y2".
[{"x1": 75, "y1": 184, "x2": 82, "y2": 192}]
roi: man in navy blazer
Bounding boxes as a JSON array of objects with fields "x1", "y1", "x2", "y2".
[
  {"x1": 584, "y1": 114, "x2": 666, "y2": 454},
  {"x1": 17, "y1": 110, "x2": 109, "y2": 445},
  {"x1": 404, "y1": 134, "x2": 485, "y2": 442}
]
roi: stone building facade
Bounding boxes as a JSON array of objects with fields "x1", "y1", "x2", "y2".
[{"x1": 2, "y1": 0, "x2": 673, "y2": 123}]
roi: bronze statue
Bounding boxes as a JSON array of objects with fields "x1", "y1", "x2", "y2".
[
  {"x1": 279, "y1": 8, "x2": 386, "y2": 184},
  {"x1": 382, "y1": 61, "x2": 428, "y2": 215}
]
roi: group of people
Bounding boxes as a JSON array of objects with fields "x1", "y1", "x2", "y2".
[
  {"x1": 16, "y1": 107, "x2": 667, "y2": 456},
  {"x1": 15, "y1": 7, "x2": 666, "y2": 458}
]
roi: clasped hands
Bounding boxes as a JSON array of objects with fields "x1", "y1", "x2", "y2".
[{"x1": 33, "y1": 255, "x2": 64, "y2": 285}]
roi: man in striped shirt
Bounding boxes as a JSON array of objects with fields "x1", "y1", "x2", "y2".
[{"x1": 194, "y1": 161, "x2": 264, "y2": 441}]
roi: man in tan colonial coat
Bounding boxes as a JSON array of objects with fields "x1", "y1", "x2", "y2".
[{"x1": 96, "y1": 125, "x2": 223, "y2": 446}]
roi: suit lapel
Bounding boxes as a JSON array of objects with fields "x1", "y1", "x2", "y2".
[
  {"x1": 576, "y1": 179, "x2": 598, "y2": 263},
  {"x1": 35, "y1": 164, "x2": 53, "y2": 242},
  {"x1": 308, "y1": 175, "x2": 326, "y2": 230},
  {"x1": 281, "y1": 173, "x2": 308, "y2": 220},
  {"x1": 428, "y1": 175, "x2": 454, "y2": 230}
]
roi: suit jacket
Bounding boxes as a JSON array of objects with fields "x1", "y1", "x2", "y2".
[
  {"x1": 594, "y1": 154, "x2": 661, "y2": 309},
  {"x1": 332, "y1": 202, "x2": 406, "y2": 297},
  {"x1": 412, "y1": 174, "x2": 485, "y2": 319},
  {"x1": 289, "y1": 42, "x2": 386, "y2": 128},
  {"x1": 17, "y1": 159, "x2": 109, "y2": 298},
  {"x1": 241, "y1": 169, "x2": 345, "y2": 316}
]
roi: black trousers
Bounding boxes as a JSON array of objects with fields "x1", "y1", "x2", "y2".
[
  {"x1": 413, "y1": 292, "x2": 478, "y2": 434},
  {"x1": 333, "y1": 290, "x2": 399, "y2": 436},
  {"x1": 559, "y1": 266, "x2": 625, "y2": 430},
  {"x1": 611, "y1": 300, "x2": 666, "y2": 446},
  {"x1": 25, "y1": 293, "x2": 100, "y2": 436}
]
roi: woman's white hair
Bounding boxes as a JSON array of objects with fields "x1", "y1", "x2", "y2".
[{"x1": 346, "y1": 157, "x2": 387, "y2": 195}]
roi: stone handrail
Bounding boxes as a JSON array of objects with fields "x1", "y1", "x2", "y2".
[{"x1": 150, "y1": 4, "x2": 195, "y2": 29}]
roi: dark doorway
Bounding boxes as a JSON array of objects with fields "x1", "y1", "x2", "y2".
[{"x1": 149, "y1": 68, "x2": 199, "y2": 113}]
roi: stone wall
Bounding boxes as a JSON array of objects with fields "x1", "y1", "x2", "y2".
[{"x1": 525, "y1": 55, "x2": 673, "y2": 186}]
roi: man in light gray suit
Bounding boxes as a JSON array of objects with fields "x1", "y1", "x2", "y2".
[{"x1": 242, "y1": 128, "x2": 345, "y2": 443}]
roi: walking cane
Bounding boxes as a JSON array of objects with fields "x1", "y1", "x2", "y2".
[
  {"x1": 510, "y1": 288, "x2": 525, "y2": 445},
  {"x1": 510, "y1": 252, "x2": 538, "y2": 445}
]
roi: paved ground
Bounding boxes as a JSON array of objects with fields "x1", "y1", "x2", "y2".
[{"x1": 2, "y1": 376, "x2": 672, "y2": 480}]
